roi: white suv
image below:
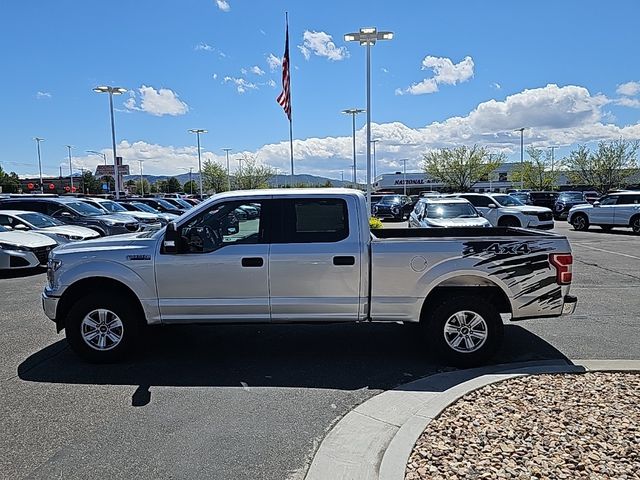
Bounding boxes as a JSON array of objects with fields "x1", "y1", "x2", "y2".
[
  {"x1": 568, "y1": 191, "x2": 640, "y2": 233},
  {"x1": 454, "y1": 193, "x2": 554, "y2": 229}
]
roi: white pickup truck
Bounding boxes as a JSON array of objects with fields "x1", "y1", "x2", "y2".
[{"x1": 43, "y1": 189, "x2": 577, "y2": 365}]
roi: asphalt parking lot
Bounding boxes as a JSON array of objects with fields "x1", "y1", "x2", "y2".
[{"x1": 1, "y1": 221, "x2": 639, "y2": 480}]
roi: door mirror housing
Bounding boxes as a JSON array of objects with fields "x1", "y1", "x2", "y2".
[
  {"x1": 60, "y1": 211, "x2": 73, "y2": 217},
  {"x1": 163, "y1": 222, "x2": 180, "y2": 254},
  {"x1": 487, "y1": 203, "x2": 497, "y2": 208},
  {"x1": 13, "y1": 223, "x2": 29, "y2": 231},
  {"x1": 593, "y1": 201, "x2": 601, "y2": 207}
]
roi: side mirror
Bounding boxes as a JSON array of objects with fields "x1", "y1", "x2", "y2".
[
  {"x1": 593, "y1": 201, "x2": 601, "y2": 207},
  {"x1": 163, "y1": 222, "x2": 180, "y2": 254},
  {"x1": 487, "y1": 203, "x2": 497, "y2": 208},
  {"x1": 13, "y1": 223, "x2": 29, "y2": 231},
  {"x1": 61, "y1": 211, "x2": 73, "y2": 217}
]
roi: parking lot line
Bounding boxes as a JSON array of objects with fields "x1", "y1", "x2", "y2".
[{"x1": 573, "y1": 243, "x2": 640, "y2": 260}]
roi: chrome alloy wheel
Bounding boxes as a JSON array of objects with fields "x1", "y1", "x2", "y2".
[
  {"x1": 632, "y1": 217, "x2": 640, "y2": 234},
  {"x1": 443, "y1": 311, "x2": 488, "y2": 353},
  {"x1": 573, "y1": 215, "x2": 587, "y2": 230},
  {"x1": 81, "y1": 309, "x2": 124, "y2": 351}
]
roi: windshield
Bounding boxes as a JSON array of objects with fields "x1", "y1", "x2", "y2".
[
  {"x1": 156, "y1": 199, "x2": 178, "y2": 210},
  {"x1": 99, "y1": 200, "x2": 128, "y2": 213},
  {"x1": 379, "y1": 195, "x2": 401, "y2": 205},
  {"x1": 426, "y1": 203, "x2": 478, "y2": 218},
  {"x1": 66, "y1": 202, "x2": 105, "y2": 216},
  {"x1": 0, "y1": 225, "x2": 8, "y2": 233},
  {"x1": 492, "y1": 195, "x2": 524, "y2": 207},
  {"x1": 17, "y1": 212, "x2": 60, "y2": 228},
  {"x1": 558, "y1": 192, "x2": 585, "y2": 201},
  {"x1": 132, "y1": 202, "x2": 160, "y2": 213},
  {"x1": 173, "y1": 198, "x2": 192, "y2": 209}
]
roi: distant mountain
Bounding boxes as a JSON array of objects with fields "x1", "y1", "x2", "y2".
[{"x1": 123, "y1": 173, "x2": 355, "y2": 188}]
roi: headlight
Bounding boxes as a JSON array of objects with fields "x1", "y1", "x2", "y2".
[
  {"x1": 48, "y1": 258, "x2": 62, "y2": 272},
  {"x1": 525, "y1": 212, "x2": 539, "y2": 216},
  {"x1": 0, "y1": 242, "x2": 28, "y2": 251},
  {"x1": 47, "y1": 258, "x2": 62, "y2": 288}
]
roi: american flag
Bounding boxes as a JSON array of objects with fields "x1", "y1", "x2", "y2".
[{"x1": 276, "y1": 18, "x2": 291, "y2": 121}]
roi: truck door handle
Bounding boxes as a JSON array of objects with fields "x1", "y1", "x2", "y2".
[
  {"x1": 241, "y1": 257, "x2": 264, "y2": 267},
  {"x1": 333, "y1": 256, "x2": 355, "y2": 266}
]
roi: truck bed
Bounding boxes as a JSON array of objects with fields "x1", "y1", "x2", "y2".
[{"x1": 373, "y1": 227, "x2": 558, "y2": 239}]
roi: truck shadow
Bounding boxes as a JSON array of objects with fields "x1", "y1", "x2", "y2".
[
  {"x1": 18, "y1": 323, "x2": 569, "y2": 393},
  {"x1": 0, "y1": 267, "x2": 46, "y2": 279}
]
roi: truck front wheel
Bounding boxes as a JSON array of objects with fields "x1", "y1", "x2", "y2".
[
  {"x1": 65, "y1": 292, "x2": 140, "y2": 363},
  {"x1": 425, "y1": 295, "x2": 503, "y2": 367}
]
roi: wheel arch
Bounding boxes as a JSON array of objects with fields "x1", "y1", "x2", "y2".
[{"x1": 56, "y1": 277, "x2": 146, "y2": 332}]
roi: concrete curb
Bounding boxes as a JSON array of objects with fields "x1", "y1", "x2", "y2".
[{"x1": 304, "y1": 359, "x2": 640, "y2": 480}]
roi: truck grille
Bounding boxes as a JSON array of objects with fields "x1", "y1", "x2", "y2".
[
  {"x1": 537, "y1": 212, "x2": 553, "y2": 221},
  {"x1": 125, "y1": 223, "x2": 139, "y2": 232},
  {"x1": 32, "y1": 246, "x2": 52, "y2": 265}
]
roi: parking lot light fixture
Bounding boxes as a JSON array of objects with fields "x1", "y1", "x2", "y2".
[
  {"x1": 222, "y1": 148, "x2": 232, "y2": 191},
  {"x1": 514, "y1": 127, "x2": 525, "y2": 190},
  {"x1": 66, "y1": 145, "x2": 74, "y2": 193},
  {"x1": 87, "y1": 150, "x2": 107, "y2": 165},
  {"x1": 188, "y1": 129, "x2": 207, "y2": 197},
  {"x1": 342, "y1": 108, "x2": 365, "y2": 187},
  {"x1": 344, "y1": 27, "x2": 393, "y2": 215},
  {"x1": 33, "y1": 137, "x2": 45, "y2": 193},
  {"x1": 93, "y1": 85, "x2": 127, "y2": 199}
]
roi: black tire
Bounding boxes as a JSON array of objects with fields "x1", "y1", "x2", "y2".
[
  {"x1": 424, "y1": 295, "x2": 503, "y2": 367},
  {"x1": 498, "y1": 216, "x2": 520, "y2": 228},
  {"x1": 631, "y1": 216, "x2": 640, "y2": 234},
  {"x1": 571, "y1": 213, "x2": 589, "y2": 231},
  {"x1": 91, "y1": 227, "x2": 107, "y2": 237},
  {"x1": 65, "y1": 292, "x2": 140, "y2": 363}
]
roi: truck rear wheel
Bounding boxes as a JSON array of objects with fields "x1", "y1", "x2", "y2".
[
  {"x1": 65, "y1": 292, "x2": 140, "y2": 363},
  {"x1": 425, "y1": 295, "x2": 503, "y2": 367}
]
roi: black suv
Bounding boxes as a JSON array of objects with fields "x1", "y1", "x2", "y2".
[
  {"x1": 554, "y1": 191, "x2": 588, "y2": 220},
  {"x1": 528, "y1": 191, "x2": 559, "y2": 210},
  {"x1": 372, "y1": 195, "x2": 413, "y2": 220},
  {"x1": 124, "y1": 197, "x2": 187, "y2": 215},
  {"x1": 0, "y1": 197, "x2": 139, "y2": 236}
]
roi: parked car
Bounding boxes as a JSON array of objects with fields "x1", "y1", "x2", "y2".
[
  {"x1": 236, "y1": 204, "x2": 259, "y2": 219},
  {"x1": 583, "y1": 191, "x2": 601, "y2": 204},
  {"x1": 0, "y1": 224, "x2": 57, "y2": 270},
  {"x1": 528, "y1": 191, "x2": 560, "y2": 210},
  {"x1": 128, "y1": 197, "x2": 186, "y2": 215},
  {"x1": 0, "y1": 197, "x2": 140, "y2": 236},
  {"x1": 554, "y1": 192, "x2": 588, "y2": 220},
  {"x1": 117, "y1": 201, "x2": 178, "y2": 224},
  {"x1": 181, "y1": 198, "x2": 200, "y2": 207},
  {"x1": 453, "y1": 193, "x2": 554, "y2": 229},
  {"x1": 509, "y1": 191, "x2": 533, "y2": 205},
  {"x1": 409, "y1": 198, "x2": 491, "y2": 228},
  {"x1": 568, "y1": 191, "x2": 640, "y2": 233},
  {"x1": 0, "y1": 210, "x2": 99, "y2": 242},
  {"x1": 43, "y1": 189, "x2": 577, "y2": 366},
  {"x1": 163, "y1": 198, "x2": 194, "y2": 210},
  {"x1": 372, "y1": 195, "x2": 414, "y2": 220},
  {"x1": 79, "y1": 198, "x2": 163, "y2": 230}
]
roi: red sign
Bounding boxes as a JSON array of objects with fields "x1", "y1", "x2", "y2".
[
  {"x1": 49, "y1": 183, "x2": 55, "y2": 190},
  {"x1": 64, "y1": 186, "x2": 70, "y2": 192},
  {"x1": 27, "y1": 183, "x2": 34, "y2": 190}
]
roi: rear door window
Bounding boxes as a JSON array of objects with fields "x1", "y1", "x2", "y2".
[{"x1": 279, "y1": 198, "x2": 349, "y2": 243}]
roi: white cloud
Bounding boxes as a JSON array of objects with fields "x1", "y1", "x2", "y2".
[
  {"x1": 240, "y1": 68, "x2": 248, "y2": 75},
  {"x1": 195, "y1": 42, "x2": 214, "y2": 52},
  {"x1": 251, "y1": 66, "x2": 265, "y2": 76},
  {"x1": 381, "y1": 67, "x2": 389, "y2": 74},
  {"x1": 125, "y1": 85, "x2": 189, "y2": 116},
  {"x1": 298, "y1": 31, "x2": 349, "y2": 61},
  {"x1": 259, "y1": 29, "x2": 266, "y2": 35},
  {"x1": 36, "y1": 91, "x2": 51, "y2": 99},
  {"x1": 212, "y1": 73, "x2": 218, "y2": 80},
  {"x1": 615, "y1": 97, "x2": 640, "y2": 108},
  {"x1": 215, "y1": 0, "x2": 230, "y2": 12},
  {"x1": 267, "y1": 79, "x2": 276, "y2": 88},
  {"x1": 48, "y1": 84, "x2": 640, "y2": 183},
  {"x1": 224, "y1": 76, "x2": 258, "y2": 94},
  {"x1": 397, "y1": 55, "x2": 475, "y2": 95},
  {"x1": 616, "y1": 81, "x2": 640, "y2": 96},
  {"x1": 267, "y1": 53, "x2": 282, "y2": 71},
  {"x1": 491, "y1": 82, "x2": 501, "y2": 90}
]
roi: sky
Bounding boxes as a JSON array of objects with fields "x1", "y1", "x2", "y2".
[{"x1": 1, "y1": 0, "x2": 640, "y2": 182}]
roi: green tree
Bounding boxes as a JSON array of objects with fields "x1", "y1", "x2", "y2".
[
  {"x1": 236, "y1": 154, "x2": 275, "y2": 190},
  {"x1": 0, "y1": 166, "x2": 21, "y2": 193},
  {"x1": 81, "y1": 171, "x2": 102, "y2": 194},
  {"x1": 201, "y1": 160, "x2": 228, "y2": 193},
  {"x1": 510, "y1": 146, "x2": 560, "y2": 190},
  {"x1": 166, "y1": 177, "x2": 181, "y2": 193},
  {"x1": 135, "y1": 179, "x2": 151, "y2": 195},
  {"x1": 423, "y1": 145, "x2": 504, "y2": 192},
  {"x1": 563, "y1": 140, "x2": 639, "y2": 193},
  {"x1": 155, "y1": 180, "x2": 168, "y2": 193},
  {"x1": 183, "y1": 180, "x2": 198, "y2": 195}
]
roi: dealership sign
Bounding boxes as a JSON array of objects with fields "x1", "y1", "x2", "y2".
[{"x1": 95, "y1": 164, "x2": 130, "y2": 176}]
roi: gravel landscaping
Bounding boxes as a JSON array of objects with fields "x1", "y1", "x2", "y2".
[{"x1": 406, "y1": 372, "x2": 640, "y2": 480}]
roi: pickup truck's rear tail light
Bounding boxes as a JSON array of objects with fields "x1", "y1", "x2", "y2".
[{"x1": 550, "y1": 253, "x2": 573, "y2": 285}]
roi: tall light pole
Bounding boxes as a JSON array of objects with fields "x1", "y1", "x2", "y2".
[
  {"x1": 33, "y1": 137, "x2": 44, "y2": 193},
  {"x1": 345, "y1": 27, "x2": 393, "y2": 214},
  {"x1": 222, "y1": 148, "x2": 232, "y2": 191},
  {"x1": 341, "y1": 170, "x2": 344, "y2": 182},
  {"x1": 400, "y1": 159, "x2": 408, "y2": 196},
  {"x1": 188, "y1": 129, "x2": 207, "y2": 197},
  {"x1": 514, "y1": 127, "x2": 525, "y2": 190},
  {"x1": 87, "y1": 150, "x2": 107, "y2": 165},
  {"x1": 548, "y1": 146, "x2": 557, "y2": 188},
  {"x1": 93, "y1": 86, "x2": 127, "y2": 199},
  {"x1": 371, "y1": 139, "x2": 379, "y2": 180},
  {"x1": 342, "y1": 108, "x2": 365, "y2": 187},
  {"x1": 138, "y1": 160, "x2": 145, "y2": 196},
  {"x1": 65, "y1": 145, "x2": 74, "y2": 193}
]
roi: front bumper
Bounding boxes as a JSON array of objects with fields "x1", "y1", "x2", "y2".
[{"x1": 42, "y1": 290, "x2": 59, "y2": 321}]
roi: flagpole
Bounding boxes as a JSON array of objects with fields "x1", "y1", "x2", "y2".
[
  {"x1": 286, "y1": 12, "x2": 294, "y2": 185},
  {"x1": 289, "y1": 118, "x2": 294, "y2": 180}
]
